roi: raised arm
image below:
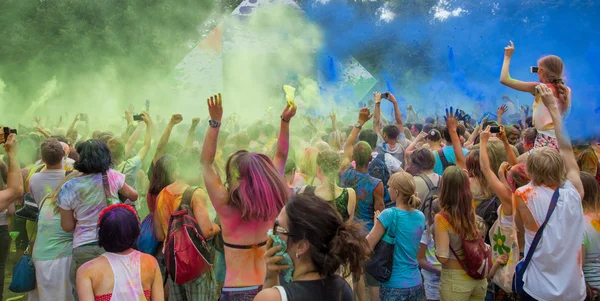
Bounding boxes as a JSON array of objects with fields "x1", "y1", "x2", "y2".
[
  {"x1": 201, "y1": 94, "x2": 229, "y2": 208},
  {"x1": 373, "y1": 93, "x2": 383, "y2": 136},
  {"x1": 498, "y1": 125, "x2": 518, "y2": 166},
  {"x1": 445, "y1": 108, "x2": 466, "y2": 169},
  {"x1": 497, "y1": 104, "x2": 508, "y2": 124},
  {"x1": 185, "y1": 118, "x2": 201, "y2": 148},
  {"x1": 342, "y1": 108, "x2": 373, "y2": 167},
  {"x1": 66, "y1": 114, "x2": 79, "y2": 139},
  {"x1": 480, "y1": 127, "x2": 513, "y2": 215},
  {"x1": 137, "y1": 113, "x2": 153, "y2": 161},
  {"x1": 125, "y1": 123, "x2": 144, "y2": 159},
  {"x1": 152, "y1": 114, "x2": 182, "y2": 164},
  {"x1": 465, "y1": 115, "x2": 488, "y2": 148},
  {"x1": 499, "y1": 41, "x2": 538, "y2": 93},
  {"x1": 539, "y1": 84, "x2": 584, "y2": 197},
  {"x1": 405, "y1": 132, "x2": 428, "y2": 155},
  {"x1": 387, "y1": 92, "x2": 404, "y2": 131},
  {"x1": 0, "y1": 134, "x2": 23, "y2": 211},
  {"x1": 272, "y1": 104, "x2": 297, "y2": 175}
]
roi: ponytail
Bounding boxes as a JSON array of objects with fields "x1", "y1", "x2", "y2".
[
  {"x1": 326, "y1": 222, "x2": 370, "y2": 279},
  {"x1": 408, "y1": 194, "x2": 422, "y2": 209},
  {"x1": 552, "y1": 79, "x2": 569, "y2": 114}
]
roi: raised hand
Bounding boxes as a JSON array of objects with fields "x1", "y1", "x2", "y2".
[
  {"x1": 141, "y1": 112, "x2": 151, "y2": 125},
  {"x1": 358, "y1": 107, "x2": 374, "y2": 125},
  {"x1": 444, "y1": 107, "x2": 459, "y2": 132},
  {"x1": 480, "y1": 126, "x2": 492, "y2": 144},
  {"x1": 4, "y1": 134, "x2": 17, "y2": 155},
  {"x1": 207, "y1": 93, "x2": 223, "y2": 122},
  {"x1": 504, "y1": 40, "x2": 515, "y2": 57},
  {"x1": 537, "y1": 83, "x2": 558, "y2": 111},
  {"x1": 416, "y1": 131, "x2": 428, "y2": 141},
  {"x1": 192, "y1": 118, "x2": 201, "y2": 127},
  {"x1": 497, "y1": 104, "x2": 508, "y2": 116},
  {"x1": 170, "y1": 114, "x2": 183, "y2": 125},
  {"x1": 386, "y1": 92, "x2": 398, "y2": 104},
  {"x1": 280, "y1": 103, "x2": 297, "y2": 122},
  {"x1": 33, "y1": 117, "x2": 42, "y2": 126},
  {"x1": 374, "y1": 92, "x2": 382, "y2": 104},
  {"x1": 498, "y1": 125, "x2": 508, "y2": 142}
]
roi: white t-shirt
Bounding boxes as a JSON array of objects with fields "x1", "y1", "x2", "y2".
[
  {"x1": 0, "y1": 210, "x2": 7, "y2": 226},
  {"x1": 28, "y1": 169, "x2": 66, "y2": 204},
  {"x1": 57, "y1": 169, "x2": 125, "y2": 248},
  {"x1": 370, "y1": 152, "x2": 402, "y2": 175},
  {"x1": 516, "y1": 180, "x2": 586, "y2": 301},
  {"x1": 117, "y1": 155, "x2": 142, "y2": 189}
]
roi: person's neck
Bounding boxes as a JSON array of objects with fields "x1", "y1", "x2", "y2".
[
  {"x1": 422, "y1": 169, "x2": 434, "y2": 175},
  {"x1": 115, "y1": 248, "x2": 135, "y2": 255},
  {"x1": 317, "y1": 176, "x2": 330, "y2": 187},
  {"x1": 355, "y1": 166, "x2": 368, "y2": 173},
  {"x1": 293, "y1": 261, "x2": 322, "y2": 282},
  {"x1": 45, "y1": 163, "x2": 62, "y2": 170},
  {"x1": 386, "y1": 139, "x2": 397, "y2": 148},
  {"x1": 429, "y1": 141, "x2": 441, "y2": 149},
  {"x1": 395, "y1": 201, "x2": 411, "y2": 211}
]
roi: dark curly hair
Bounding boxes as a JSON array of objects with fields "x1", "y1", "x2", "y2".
[
  {"x1": 286, "y1": 194, "x2": 370, "y2": 279},
  {"x1": 74, "y1": 139, "x2": 112, "y2": 174}
]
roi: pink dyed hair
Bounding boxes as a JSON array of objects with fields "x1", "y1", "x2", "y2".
[
  {"x1": 507, "y1": 163, "x2": 530, "y2": 192},
  {"x1": 226, "y1": 150, "x2": 289, "y2": 221}
]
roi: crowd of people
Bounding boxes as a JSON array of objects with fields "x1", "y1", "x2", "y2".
[{"x1": 0, "y1": 43, "x2": 599, "y2": 301}]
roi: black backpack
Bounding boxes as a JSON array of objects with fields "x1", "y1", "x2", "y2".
[
  {"x1": 475, "y1": 195, "x2": 500, "y2": 244},
  {"x1": 417, "y1": 174, "x2": 440, "y2": 223}
]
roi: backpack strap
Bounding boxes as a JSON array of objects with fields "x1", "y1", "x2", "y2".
[
  {"x1": 438, "y1": 212, "x2": 472, "y2": 271},
  {"x1": 179, "y1": 186, "x2": 200, "y2": 212},
  {"x1": 303, "y1": 185, "x2": 316, "y2": 196},
  {"x1": 438, "y1": 148, "x2": 452, "y2": 170},
  {"x1": 418, "y1": 174, "x2": 435, "y2": 191},
  {"x1": 519, "y1": 188, "x2": 560, "y2": 275},
  {"x1": 101, "y1": 171, "x2": 111, "y2": 206}
]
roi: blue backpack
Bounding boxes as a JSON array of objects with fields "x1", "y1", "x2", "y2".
[{"x1": 368, "y1": 153, "x2": 394, "y2": 208}]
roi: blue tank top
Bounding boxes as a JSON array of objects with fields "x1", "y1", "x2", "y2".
[{"x1": 340, "y1": 166, "x2": 381, "y2": 232}]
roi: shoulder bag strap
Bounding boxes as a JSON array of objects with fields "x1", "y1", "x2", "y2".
[
  {"x1": 26, "y1": 197, "x2": 49, "y2": 254},
  {"x1": 180, "y1": 186, "x2": 199, "y2": 213},
  {"x1": 438, "y1": 148, "x2": 451, "y2": 170},
  {"x1": 520, "y1": 188, "x2": 560, "y2": 271},
  {"x1": 101, "y1": 171, "x2": 111, "y2": 206}
]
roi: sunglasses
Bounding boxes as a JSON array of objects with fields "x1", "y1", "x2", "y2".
[{"x1": 273, "y1": 219, "x2": 293, "y2": 237}]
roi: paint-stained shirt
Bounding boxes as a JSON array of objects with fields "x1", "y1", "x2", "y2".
[
  {"x1": 584, "y1": 213, "x2": 600, "y2": 290},
  {"x1": 57, "y1": 169, "x2": 125, "y2": 248},
  {"x1": 515, "y1": 180, "x2": 586, "y2": 301},
  {"x1": 155, "y1": 188, "x2": 184, "y2": 240},
  {"x1": 28, "y1": 169, "x2": 65, "y2": 205},
  {"x1": 340, "y1": 166, "x2": 381, "y2": 233},
  {"x1": 377, "y1": 207, "x2": 425, "y2": 289}
]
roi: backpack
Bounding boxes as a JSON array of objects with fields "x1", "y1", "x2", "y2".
[
  {"x1": 439, "y1": 212, "x2": 492, "y2": 280},
  {"x1": 164, "y1": 186, "x2": 212, "y2": 284},
  {"x1": 368, "y1": 153, "x2": 393, "y2": 208},
  {"x1": 438, "y1": 148, "x2": 455, "y2": 171},
  {"x1": 417, "y1": 174, "x2": 440, "y2": 223},
  {"x1": 475, "y1": 196, "x2": 500, "y2": 244}
]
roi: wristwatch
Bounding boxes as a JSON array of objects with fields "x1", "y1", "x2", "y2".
[
  {"x1": 354, "y1": 123, "x2": 363, "y2": 129},
  {"x1": 208, "y1": 120, "x2": 221, "y2": 128}
]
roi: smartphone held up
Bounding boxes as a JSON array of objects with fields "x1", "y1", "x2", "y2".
[{"x1": 1, "y1": 127, "x2": 17, "y2": 144}]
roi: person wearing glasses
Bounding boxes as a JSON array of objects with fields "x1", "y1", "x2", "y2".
[{"x1": 254, "y1": 194, "x2": 370, "y2": 301}]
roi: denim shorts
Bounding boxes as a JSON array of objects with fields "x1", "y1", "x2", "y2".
[{"x1": 379, "y1": 284, "x2": 425, "y2": 301}]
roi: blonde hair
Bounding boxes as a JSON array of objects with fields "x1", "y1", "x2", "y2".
[
  {"x1": 475, "y1": 215, "x2": 487, "y2": 239},
  {"x1": 388, "y1": 171, "x2": 422, "y2": 209},
  {"x1": 527, "y1": 147, "x2": 566, "y2": 187},
  {"x1": 328, "y1": 131, "x2": 344, "y2": 152},
  {"x1": 300, "y1": 147, "x2": 319, "y2": 179}
]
